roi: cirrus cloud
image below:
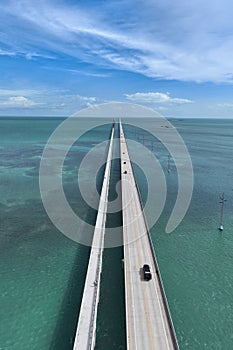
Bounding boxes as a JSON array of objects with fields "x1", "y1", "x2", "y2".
[{"x1": 1, "y1": 0, "x2": 233, "y2": 83}]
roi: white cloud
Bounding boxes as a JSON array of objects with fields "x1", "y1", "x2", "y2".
[
  {"x1": 76, "y1": 94, "x2": 97, "y2": 103},
  {"x1": 1, "y1": 0, "x2": 233, "y2": 82},
  {"x1": 125, "y1": 92, "x2": 193, "y2": 104},
  {"x1": 0, "y1": 48, "x2": 55, "y2": 60},
  {"x1": 0, "y1": 49, "x2": 16, "y2": 56},
  {"x1": 62, "y1": 69, "x2": 110, "y2": 78},
  {"x1": 75, "y1": 94, "x2": 98, "y2": 108},
  {"x1": 0, "y1": 90, "x2": 98, "y2": 110},
  {"x1": 0, "y1": 89, "x2": 41, "y2": 96},
  {"x1": 25, "y1": 52, "x2": 56, "y2": 60},
  {"x1": 1, "y1": 96, "x2": 37, "y2": 107},
  {"x1": 217, "y1": 103, "x2": 233, "y2": 108}
]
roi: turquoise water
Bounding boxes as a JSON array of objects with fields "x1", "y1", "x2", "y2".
[
  {"x1": 159, "y1": 119, "x2": 233, "y2": 349},
  {"x1": 0, "y1": 117, "x2": 233, "y2": 349},
  {"x1": 0, "y1": 118, "x2": 110, "y2": 349}
]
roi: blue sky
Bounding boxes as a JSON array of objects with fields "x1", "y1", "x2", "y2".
[{"x1": 1, "y1": 0, "x2": 233, "y2": 117}]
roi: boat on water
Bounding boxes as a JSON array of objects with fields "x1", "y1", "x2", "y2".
[
  {"x1": 219, "y1": 192, "x2": 226, "y2": 231},
  {"x1": 167, "y1": 154, "x2": 171, "y2": 173}
]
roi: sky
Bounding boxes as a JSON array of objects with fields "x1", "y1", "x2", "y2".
[{"x1": 1, "y1": 0, "x2": 233, "y2": 117}]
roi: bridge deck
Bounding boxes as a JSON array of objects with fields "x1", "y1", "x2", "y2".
[
  {"x1": 73, "y1": 124, "x2": 115, "y2": 350},
  {"x1": 120, "y1": 121, "x2": 178, "y2": 350}
]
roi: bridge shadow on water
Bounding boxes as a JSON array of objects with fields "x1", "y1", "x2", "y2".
[
  {"x1": 95, "y1": 157, "x2": 127, "y2": 349},
  {"x1": 49, "y1": 237, "x2": 91, "y2": 350}
]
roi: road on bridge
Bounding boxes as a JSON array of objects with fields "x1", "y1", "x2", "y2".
[{"x1": 120, "y1": 120, "x2": 178, "y2": 350}]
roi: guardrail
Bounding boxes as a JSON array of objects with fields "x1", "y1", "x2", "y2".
[{"x1": 87, "y1": 250, "x2": 102, "y2": 349}]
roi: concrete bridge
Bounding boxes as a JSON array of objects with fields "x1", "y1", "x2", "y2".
[{"x1": 73, "y1": 120, "x2": 179, "y2": 350}]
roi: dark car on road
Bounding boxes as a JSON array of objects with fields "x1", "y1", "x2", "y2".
[{"x1": 142, "y1": 264, "x2": 152, "y2": 281}]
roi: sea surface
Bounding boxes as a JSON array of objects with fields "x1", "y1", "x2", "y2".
[{"x1": 0, "y1": 117, "x2": 233, "y2": 349}]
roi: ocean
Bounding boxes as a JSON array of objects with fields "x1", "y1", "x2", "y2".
[{"x1": 0, "y1": 117, "x2": 233, "y2": 349}]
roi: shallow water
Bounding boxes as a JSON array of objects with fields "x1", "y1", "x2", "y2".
[
  {"x1": 0, "y1": 117, "x2": 110, "y2": 350},
  {"x1": 0, "y1": 117, "x2": 233, "y2": 349}
]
